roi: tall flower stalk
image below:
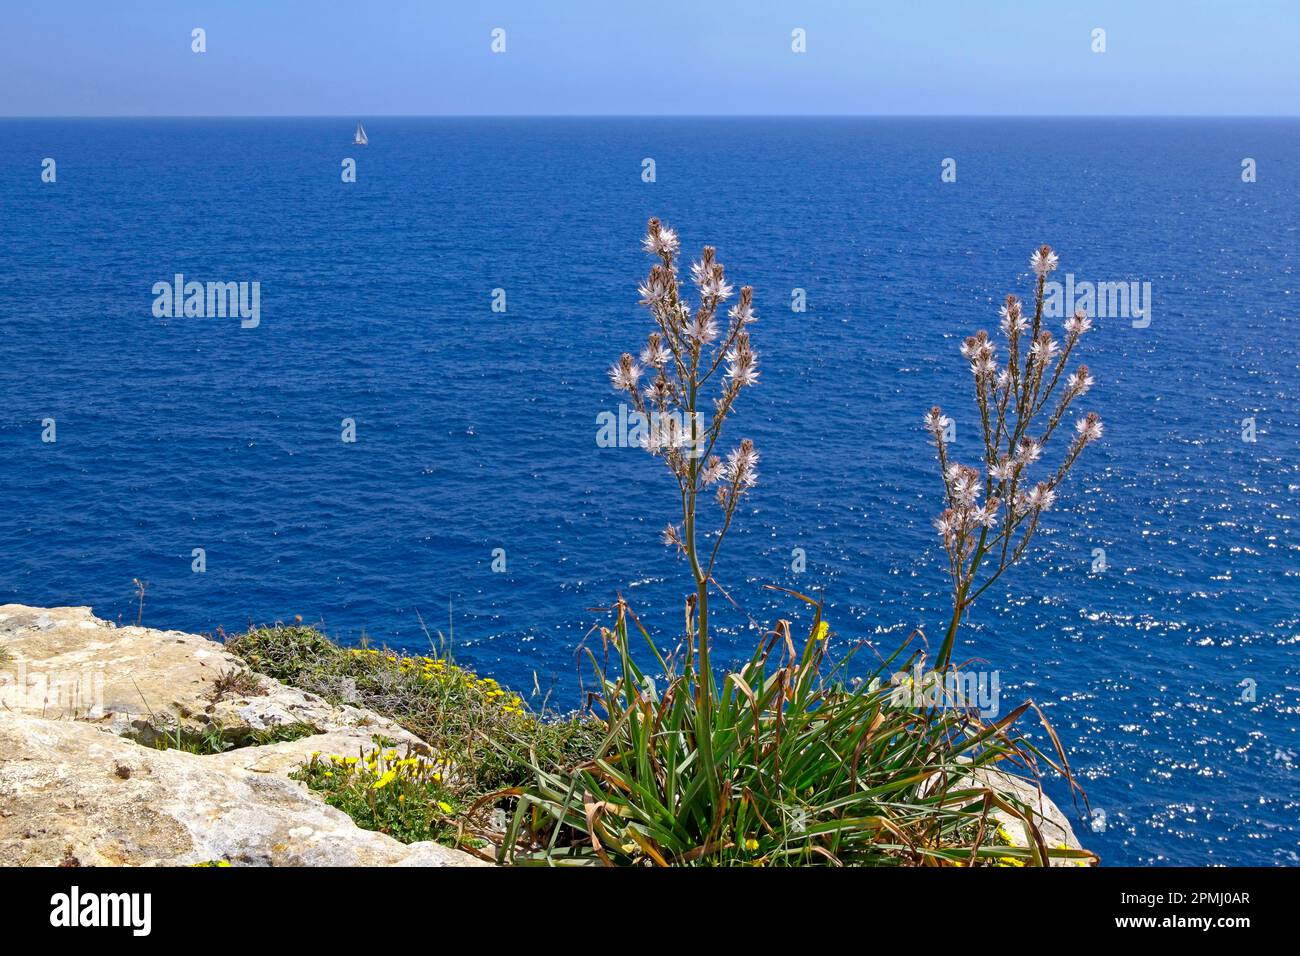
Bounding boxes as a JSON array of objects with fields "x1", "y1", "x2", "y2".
[
  {"x1": 609, "y1": 218, "x2": 760, "y2": 743},
  {"x1": 608, "y1": 219, "x2": 760, "y2": 799},
  {"x1": 927, "y1": 246, "x2": 1102, "y2": 669}
]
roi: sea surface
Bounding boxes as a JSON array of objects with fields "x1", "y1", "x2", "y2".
[{"x1": 1, "y1": 118, "x2": 1296, "y2": 866}]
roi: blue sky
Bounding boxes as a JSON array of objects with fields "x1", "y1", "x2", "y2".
[{"x1": 2, "y1": 0, "x2": 1296, "y2": 116}]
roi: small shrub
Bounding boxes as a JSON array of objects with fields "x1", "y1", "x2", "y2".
[
  {"x1": 225, "y1": 624, "x2": 342, "y2": 685},
  {"x1": 208, "y1": 666, "x2": 266, "y2": 703},
  {"x1": 293, "y1": 746, "x2": 462, "y2": 845}
]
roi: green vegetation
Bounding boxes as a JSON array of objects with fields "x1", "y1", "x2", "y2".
[
  {"x1": 208, "y1": 666, "x2": 266, "y2": 703},
  {"x1": 293, "y1": 745, "x2": 464, "y2": 846},
  {"x1": 226, "y1": 613, "x2": 1090, "y2": 867},
  {"x1": 474, "y1": 223, "x2": 1094, "y2": 866},
  {"x1": 141, "y1": 719, "x2": 320, "y2": 755},
  {"x1": 220, "y1": 228, "x2": 1097, "y2": 867},
  {"x1": 227, "y1": 623, "x2": 603, "y2": 844},
  {"x1": 494, "y1": 596, "x2": 1092, "y2": 867}
]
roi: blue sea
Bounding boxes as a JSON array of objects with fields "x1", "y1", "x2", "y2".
[{"x1": 1, "y1": 118, "x2": 1296, "y2": 866}]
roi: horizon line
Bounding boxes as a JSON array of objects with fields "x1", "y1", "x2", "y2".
[{"x1": 4, "y1": 113, "x2": 1299, "y2": 121}]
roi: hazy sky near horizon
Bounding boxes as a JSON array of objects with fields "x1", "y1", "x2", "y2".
[{"x1": 2, "y1": 0, "x2": 1296, "y2": 116}]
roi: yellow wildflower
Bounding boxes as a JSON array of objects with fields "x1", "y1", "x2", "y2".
[
  {"x1": 372, "y1": 769, "x2": 398, "y2": 790},
  {"x1": 813, "y1": 621, "x2": 829, "y2": 642}
]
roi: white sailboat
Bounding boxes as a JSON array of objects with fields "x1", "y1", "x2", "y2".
[{"x1": 353, "y1": 122, "x2": 368, "y2": 146}]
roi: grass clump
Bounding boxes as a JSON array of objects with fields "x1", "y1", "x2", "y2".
[
  {"x1": 293, "y1": 745, "x2": 464, "y2": 845},
  {"x1": 142, "y1": 719, "x2": 319, "y2": 755},
  {"x1": 494, "y1": 598, "x2": 1092, "y2": 867}
]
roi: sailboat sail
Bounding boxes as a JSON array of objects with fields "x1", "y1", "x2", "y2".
[{"x1": 354, "y1": 122, "x2": 368, "y2": 146}]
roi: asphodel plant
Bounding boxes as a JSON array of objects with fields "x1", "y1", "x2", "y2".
[
  {"x1": 927, "y1": 246, "x2": 1102, "y2": 669},
  {"x1": 608, "y1": 217, "x2": 761, "y2": 794},
  {"x1": 482, "y1": 228, "x2": 1097, "y2": 867}
]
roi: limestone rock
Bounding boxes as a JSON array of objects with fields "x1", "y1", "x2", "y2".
[
  {"x1": 969, "y1": 768, "x2": 1093, "y2": 866},
  {"x1": 0, "y1": 714, "x2": 482, "y2": 867},
  {"x1": 0, "y1": 604, "x2": 423, "y2": 752},
  {"x1": 0, "y1": 605, "x2": 483, "y2": 867}
]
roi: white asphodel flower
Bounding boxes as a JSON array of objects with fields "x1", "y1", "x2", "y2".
[
  {"x1": 925, "y1": 407, "x2": 952, "y2": 444},
  {"x1": 1029, "y1": 332, "x2": 1059, "y2": 366},
  {"x1": 949, "y1": 465, "x2": 981, "y2": 508},
  {"x1": 698, "y1": 273, "x2": 734, "y2": 301},
  {"x1": 642, "y1": 224, "x2": 679, "y2": 257},
  {"x1": 1066, "y1": 366, "x2": 1095, "y2": 396},
  {"x1": 700, "y1": 455, "x2": 725, "y2": 486},
  {"x1": 1030, "y1": 245, "x2": 1059, "y2": 277},
  {"x1": 725, "y1": 346, "x2": 759, "y2": 388},
  {"x1": 637, "y1": 271, "x2": 672, "y2": 306},
  {"x1": 999, "y1": 297, "x2": 1028, "y2": 335},
  {"x1": 989, "y1": 456, "x2": 1016, "y2": 482},
  {"x1": 1016, "y1": 438, "x2": 1042, "y2": 465},
  {"x1": 689, "y1": 257, "x2": 712, "y2": 287},
  {"x1": 1025, "y1": 482, "x2": 1057, "y2": 512},
  {"x1": 724, "y1": 440, "x2": 759, "y2": 489},
  {"x1": 1075, "y1": 412, "x2": 1104, "y2": 444},
  {"x1": 608, "y1": 354, "x2": 642, "y2": 392},
  {"x1": 728, "y1": 300, "x2": 757, "y2": 326},
  {"x1": 1064, "y1": 309, "x2": 1093, "y2": 337},
  {"x1": 640, "y1": 339, "x2": 670, "y2": 368},
  {"x1": 978, "y1": 497, "x2": 1001, "y2": 528},
  {"x1": 643, "y1": 377, "x2": 672, "y2": 405},
  {"x1": 685, "y1": 313, "x2": 719, "y2": 345}
]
